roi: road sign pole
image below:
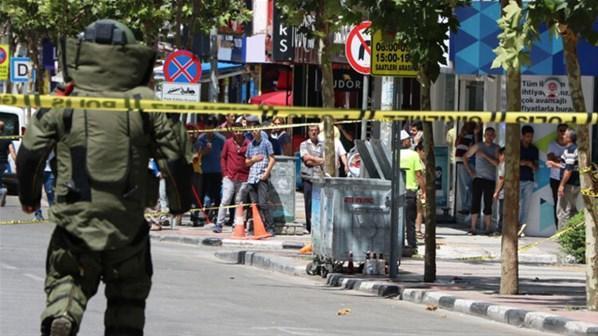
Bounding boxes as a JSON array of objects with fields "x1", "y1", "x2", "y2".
[
  {"x1": 360, "y1": 75, "x2": 369, "y2": 140},
  {"x1": 390, "y1": 120, "x2": 402, "y2": 279}
]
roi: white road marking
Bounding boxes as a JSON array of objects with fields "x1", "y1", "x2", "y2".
[
  {"x1": 1, "y1": 263, "x2": 18, "y2": 270},
  {"x1": 23, "y1": 273, "x2": 44, "y2": 282}
]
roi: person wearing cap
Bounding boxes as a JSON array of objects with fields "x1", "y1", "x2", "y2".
[
  {"x1": 16, "y1": 20, "x2": 192, "y2": 335},
  {"x1": 399, "y1": 130, "x2": 425, "y2": 253},
  {"x1": 245, "y1": 122, "x2": 276, "y2": 235}
]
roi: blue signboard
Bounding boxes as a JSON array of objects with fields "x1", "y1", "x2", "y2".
[
  {"x1": 10, "y1": 57, "x2": 35, "y2": 83},
  {"x1": 451, "y1": 1, "x2": 598, "y2": 75}
]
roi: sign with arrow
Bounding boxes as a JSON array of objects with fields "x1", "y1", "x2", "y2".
[{"x1": 345, "y1": 21, "x2": 371, "y2": 75}]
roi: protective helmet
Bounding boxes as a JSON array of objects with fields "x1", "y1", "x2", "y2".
[{"x1": 81, "y1": 19, "x2": 137, "y2": 45}]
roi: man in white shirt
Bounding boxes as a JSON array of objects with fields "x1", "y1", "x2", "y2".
[{"x1": 546, "y1": 123, "x2": 568, "y2": 229}]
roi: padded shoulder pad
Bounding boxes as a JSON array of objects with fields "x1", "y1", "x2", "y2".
[{"x1": 126, "y1": 86, "x2": 155, "y2": 99}]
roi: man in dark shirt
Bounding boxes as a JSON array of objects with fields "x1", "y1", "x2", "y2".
[
  {"x1": 519, "y1": 125, "x2": 539, "y2": 229},
  {"x1": 0, "y1": 121, "x2": 17, "y2": 206},
  {"x1": 557, "y1": 128, "x2": 580, "y2": 228}
]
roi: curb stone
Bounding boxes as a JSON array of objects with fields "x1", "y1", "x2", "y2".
[
  {"x1": 215, "y1": 251, "x2": 305, "y2": 276},
  {"x1": 150, "y1": 234, "x2": 304, "y2": 249},
  {"x1": 213, "y1": 250, "x2": 598, "y2": 336}
]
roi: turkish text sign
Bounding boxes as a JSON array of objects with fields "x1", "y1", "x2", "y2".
[{"x1": 371, "y1": 31, "x2": 417, "y2": 77}]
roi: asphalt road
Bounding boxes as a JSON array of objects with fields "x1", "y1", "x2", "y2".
[{"x1": 0, "y1": 211, "x2": 548, "y2": 336}]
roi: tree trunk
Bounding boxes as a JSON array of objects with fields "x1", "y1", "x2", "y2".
[
  {"x1": 561, "y1": 25, "x2": 598, "y2": 311},
  {"x1": 28, "y1": 36, "x2": 44, "y2": 94},
  {"x1": 6, "y1": 19, "x2": 13, "y2": 93},
  {"x1": 174, "y1": 0, "x2": 183, "y2": 49},
  {"x1": 317, "y1": 2, "x2": 336, "y2": 176},
  {"x1": 500, "y1": 69, "x2": 520, "y2": 295},
  {"x1": 419, "y1": 69, "x2": 436, "y2": 282},
  {"x1": 209, "y1": 28, "x2": 219, "y2": 103}
]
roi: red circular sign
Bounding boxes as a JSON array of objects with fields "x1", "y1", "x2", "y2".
[
  {"x1": 0, "y1": 47, "x2": 7, "y2": 64},
  {"x1": 163, "y1": 50, "x2": 202, "y2": 83},
  {"x1": 345, "y1": 21, "x2": 372, "y2": 75}
]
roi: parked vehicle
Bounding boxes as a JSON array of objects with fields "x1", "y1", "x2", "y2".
[{"x1": 1, "y1": 105, "x2": 27, "y2": 195}]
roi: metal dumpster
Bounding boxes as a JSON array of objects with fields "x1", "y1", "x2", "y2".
[{"x1": 308, "y1": 177, "x2": 397, "y2": 277}]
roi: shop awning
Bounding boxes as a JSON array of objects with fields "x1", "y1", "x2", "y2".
[
  {"x1": 201, "y1": 62, "x2": 243, "y2": 74},
  {"x1": 249, "y1": 91, "x2": 293, "y2": 106}
]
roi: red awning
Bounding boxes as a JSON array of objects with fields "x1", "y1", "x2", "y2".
[{"x1": 249, "y1": 91, "x2": 293, "y2": 106}]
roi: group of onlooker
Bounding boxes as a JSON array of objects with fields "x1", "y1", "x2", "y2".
[
  {"x1": 150, "y1": 113, "x2": 290, "y2": 235},
  {"x1": 453, "y1": 122, "x2": 580, "y2": 236}
]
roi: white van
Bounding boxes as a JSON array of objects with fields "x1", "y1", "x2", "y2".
[{"x1": 0, "y1": 105, "x2": 27, "y2": 194}]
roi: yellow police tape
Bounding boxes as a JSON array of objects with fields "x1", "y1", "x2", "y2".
[
  {"x1": 0, "y1": 120, "x2": 359, "y2": 140},
  {"x1": 581, "y1": 188, "x2": 598, "y2": 198},
  {"x1": 518, "y1": 220, "x2": 583, "y2": 253},
  {"x1": 0, "y1": 218, "x2": 48, "y2": 225},
  {"x1": 1, "y1": 94, "x2": 597, "y2": 124}
]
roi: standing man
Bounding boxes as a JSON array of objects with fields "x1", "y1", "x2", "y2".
[
  {"x1": 557, "y1": 128, "x2": 580, "y2": 228},
  {"x1": 400, "y1": 130, "x2": 425, "y2": 253},
  {"x1": 546, "y1": 123, "x2": 569, "y2": 228},
  {"x1": 454, "y1": 121, "x2": 476, "y2": 215},
  {"x1": 269, "y1": 116, "x2": 292, "y2": 156},
  {"x1": 463, "y1": 127, "x2": 499, "y2": 235},
  {"x1": 17, "y1": 20, "x2": 192, "y2": 336},
  {"x1": 246, "y1": 123, "x2": 276, "y2": 235},
  {"x1": 0, "y1": 120, "x2": 17, "y2": 206},
  {"x1": 519, "y1": 125, "x2": 539, "y2": 232},
  {"x1": 300, "y1": 125, "x2": 325, "y2": 233},
  {"x1": 219, "y1": 113, "x2": 236, "y2": 138},
  {"x1": 196, "y1": 116, "x2": 226, "y2": 219},
  {"x1": 214, "y1": 124, "x2": 250, "y2": 233}
]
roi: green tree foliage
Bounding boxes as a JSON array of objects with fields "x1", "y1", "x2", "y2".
[
  {"x1": 491, "y1": 1, "x2": 531, "y2": 71},
  {"x1": 558, "y1": 212, "x2": 586, "y2": 264},
  {"x1": 192, "y1": 0, "x2": 251, "y2": 34}
]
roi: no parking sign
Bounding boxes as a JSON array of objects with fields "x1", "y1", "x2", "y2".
[
  {"x1": 163, "y1": 50, "x2": 202, "y2": 83},
  {"x1": 345, "y1": 21, "x2": 372, "y2": 75},
  {"x1": 0, "y1": 45, "x2": 9, "y2": 80}
]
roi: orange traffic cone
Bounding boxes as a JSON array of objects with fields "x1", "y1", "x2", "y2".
[
  {"x1": 230, "y1": 204, "x2": 246, "y2": 239},
  {"x1": 299, "y1": 243, "x2": 313, "y2": 254},
  {"x1": 248, "y1": 204, "x2": 272, "y2": 240}
]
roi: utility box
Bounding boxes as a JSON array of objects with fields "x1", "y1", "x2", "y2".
[{"x1": 268, "y1": 155, "x2": 296, "y2": 224}]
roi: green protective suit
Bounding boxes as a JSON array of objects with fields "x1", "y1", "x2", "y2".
[{"x1": 17, "y1": 33, "x2": 192, "y2": 335}]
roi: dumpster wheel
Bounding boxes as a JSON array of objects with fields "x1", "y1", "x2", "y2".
[{"x1": 306, "y1": 262, "x2": 318, "y2": 276}]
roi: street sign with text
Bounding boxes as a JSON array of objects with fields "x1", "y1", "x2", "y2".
[
  {"x1": 10, "y1": 57, "x2": 35, "y2": 83},
  {"x1": 371, "y1": 30, "x2": 417, "y2": 77}
]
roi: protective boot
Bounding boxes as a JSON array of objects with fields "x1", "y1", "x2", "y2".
[{"x1": 50, "y1": 317, "x2": 73, "y2": 336}]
